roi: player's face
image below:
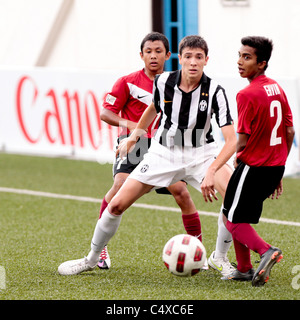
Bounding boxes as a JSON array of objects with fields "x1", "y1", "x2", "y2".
[
  {"x1": 237, "y1": 45, "x2": 266, "y2": 81},
  {"x1": 179, "y1": 47, "x2": 208, "y2": 81},
  {"x1": 140, "y1": 40, "x2": 170, "y2": 75}
]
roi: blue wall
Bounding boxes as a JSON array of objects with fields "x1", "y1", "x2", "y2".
[{"x1": 163, "y1": 0, "x2": 199, "y2": 71}]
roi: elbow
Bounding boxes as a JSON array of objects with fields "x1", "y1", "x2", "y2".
[
  {"x1": 222, "y1": 125, "x2": 238, "y2": 155},
  {"x1": 228, "y1": 134, "x2": 238, "y2": 154},
  {"x1": 286, "y1": 126, "x2": 295, "y2": 150},
  {"x1": 100, "y1": 110, "x2": 110, "y2": 123},
  {"x1": 232, "y1": 134, "x2": 238, "y2": 149},
  {"x1": 287, "y1": 126, "x2": 295, "y2": 140},
  {"x1": 100, "y1": 113, "x2": 106, "y2": 122}
]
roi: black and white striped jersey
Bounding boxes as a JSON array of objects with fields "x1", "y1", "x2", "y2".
[{"x1": 153, "y1": 70, "x2": 233, "y2": 147}]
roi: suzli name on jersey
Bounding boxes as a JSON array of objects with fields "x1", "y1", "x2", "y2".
[{"x1": 264, "y1": 83, "x2": 280, "y2": 97}]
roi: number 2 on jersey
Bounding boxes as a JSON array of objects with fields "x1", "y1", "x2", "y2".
[{"x1": 270, "y1": 100, "x2": 282, "y2": 146}]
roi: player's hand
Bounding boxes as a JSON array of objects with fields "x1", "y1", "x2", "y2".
[
  {"x1": 269, "y1": 180, "x2": 283, "y2": 200},
  {"x1": 200, "y1": 173, "x2": 218, "y2": 203},
  {"x1": 116, "y1": 137, "x2": 136, "y2": 159}
]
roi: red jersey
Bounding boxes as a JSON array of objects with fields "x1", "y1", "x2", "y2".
[
  {"x1": 237, "y1": 75, "x2": 293, "y2": 167},
  {"x1": 102, "y1": 69, "x2": 158, "y2": 137}
]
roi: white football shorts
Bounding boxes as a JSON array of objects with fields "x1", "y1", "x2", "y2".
[{"x1": 128, "y1": 139, "x2": 218, "y2": 193}]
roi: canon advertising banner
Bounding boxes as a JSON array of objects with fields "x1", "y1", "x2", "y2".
[
  {"x1": 0, "y1": 67, "x2": 299, "y2": 176},
  {"x1": 0, "y1": 67, "x2": 123, "y2": 163}
]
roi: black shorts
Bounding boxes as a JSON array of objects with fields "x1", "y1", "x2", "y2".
[
  {"x1": 113, "y1": 135, "x2": 151, "y2": 176},
  {"x1": 223, "y1": 162, "x2": 285, "y2": 224},
  {"x1": 113, "y1": 135, "x2": 172, "y2": 195}
]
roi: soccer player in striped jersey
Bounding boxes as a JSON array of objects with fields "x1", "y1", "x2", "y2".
[
  {"x1": 222, "y1": 36, "x2": 295, "y2": 286},
  {"x1": 95, "y1": 32, "x2": 206, "y2": 270},
  {"x1": 58, "y1": 35, "x2": 237, "y2": 276}
]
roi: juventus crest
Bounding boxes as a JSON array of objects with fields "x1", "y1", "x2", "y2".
[{"x1": 199, "y1": 99, "x2": 208, "y2": 111}]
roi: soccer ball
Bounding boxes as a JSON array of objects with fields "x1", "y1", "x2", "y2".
[{"x1": 162, "y1": 234, "x2": 206, "y2": 276}]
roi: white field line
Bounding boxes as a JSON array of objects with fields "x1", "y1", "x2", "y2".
[{"x1": 1, "y1": 186, "x2": 300, "y2": 227}]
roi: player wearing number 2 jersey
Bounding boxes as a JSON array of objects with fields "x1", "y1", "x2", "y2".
[
  {"x1": 222, "y1": 36, "x2": 295, "y2": 286},
  {"x1": 235, "y1": 76, "x2": 293, "y2": 167}
]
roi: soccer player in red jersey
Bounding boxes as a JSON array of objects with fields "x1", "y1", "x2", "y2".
[
  {"x1": 97, "y1": 32, "x2": 208, "y2": 270},
  {"x1": 222, "y1": 36, "x2": 295, "y2": 286}
]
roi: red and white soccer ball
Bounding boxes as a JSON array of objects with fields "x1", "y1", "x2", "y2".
[{"x1": 162, "y1": 234, "x2": 206, "y2": 276}]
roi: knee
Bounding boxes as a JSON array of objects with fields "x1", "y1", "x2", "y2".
[
  {"x1": 169, "y1": 184, "x2": 191, "y2": 205},
  {"x1": 108, "y1": 198, "x2": 125, "y2": 216},
  {"x1": 215, "y1": 164, "x2": 233, "y2": 199},
  {"x1": 105, "y1": 176, "x2": 127, "y2": 203},
  {"x1": 111, "y1": 177, "x2": 126, "y2": 194}
]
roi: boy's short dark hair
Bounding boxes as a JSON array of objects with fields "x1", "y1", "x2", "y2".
[
  {"x1": 241, "y1": 36, "x2": 273, "y2": 70},
  {"x1": 179, "y1": 35, "x2": 209, "y2": 56},
  {"x1": 140, "y1": 32, "x2": 170, "y2": 54}
]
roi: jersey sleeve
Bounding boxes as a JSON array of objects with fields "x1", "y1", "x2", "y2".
[
  {"x1": 153, "y1": 75, "x2": 161, "y2": 113},
  {"x1": 102, "y1": 77, "x2": 130, "y2": 114},
  {"x1": 212, "y1": 85, "x2": 233, "y2": 127},
  {"x1": 236, "y1": 92, "x2": 254, "y2": 135}
]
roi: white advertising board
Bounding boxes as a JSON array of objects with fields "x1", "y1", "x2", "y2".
[
  {"x1": 0, "y1": 67, "x2": 124, "y2": 163},
  {"x1": 0, "y1": 67, "x2": 299, "y2": 176}
]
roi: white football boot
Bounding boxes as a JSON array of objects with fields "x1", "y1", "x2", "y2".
[
  {"x1": 201, "y1": 258, "x2": 209, "y2": 270},
  {"x1": 208, "y1": 251, "x2": 236, "y2": 277},
  {"x1": 58, "y1": 257, "x2": 96, "y2": 275}
]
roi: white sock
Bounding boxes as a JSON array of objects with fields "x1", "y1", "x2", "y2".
[
  {"x1": 214, "y1": 205, "x2": 232, "y2": 259},
  {"x1": 86, "y1": 208, "x2": 122, "y2": 266}
]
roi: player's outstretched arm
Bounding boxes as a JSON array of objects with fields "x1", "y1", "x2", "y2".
[
  {"x1": 101, "y1": 108, "x2": 137, "y2": 132},
  {"x1": 286, "y1": 126, "x2": 295, "y2": 156},
  {"x1": 117, "y1": 103, "x2": 157, "y2": 159},
  {"x1": 201, "y1": 124, "x2": 237, "y2": 202},
  {"x1": 268, "y1": 126, "x2": 295, "y2": 200}
]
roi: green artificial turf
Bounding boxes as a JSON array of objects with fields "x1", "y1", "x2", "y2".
[{"x1": 0, "y1": 153, "x2": 299, "y2": 301}]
